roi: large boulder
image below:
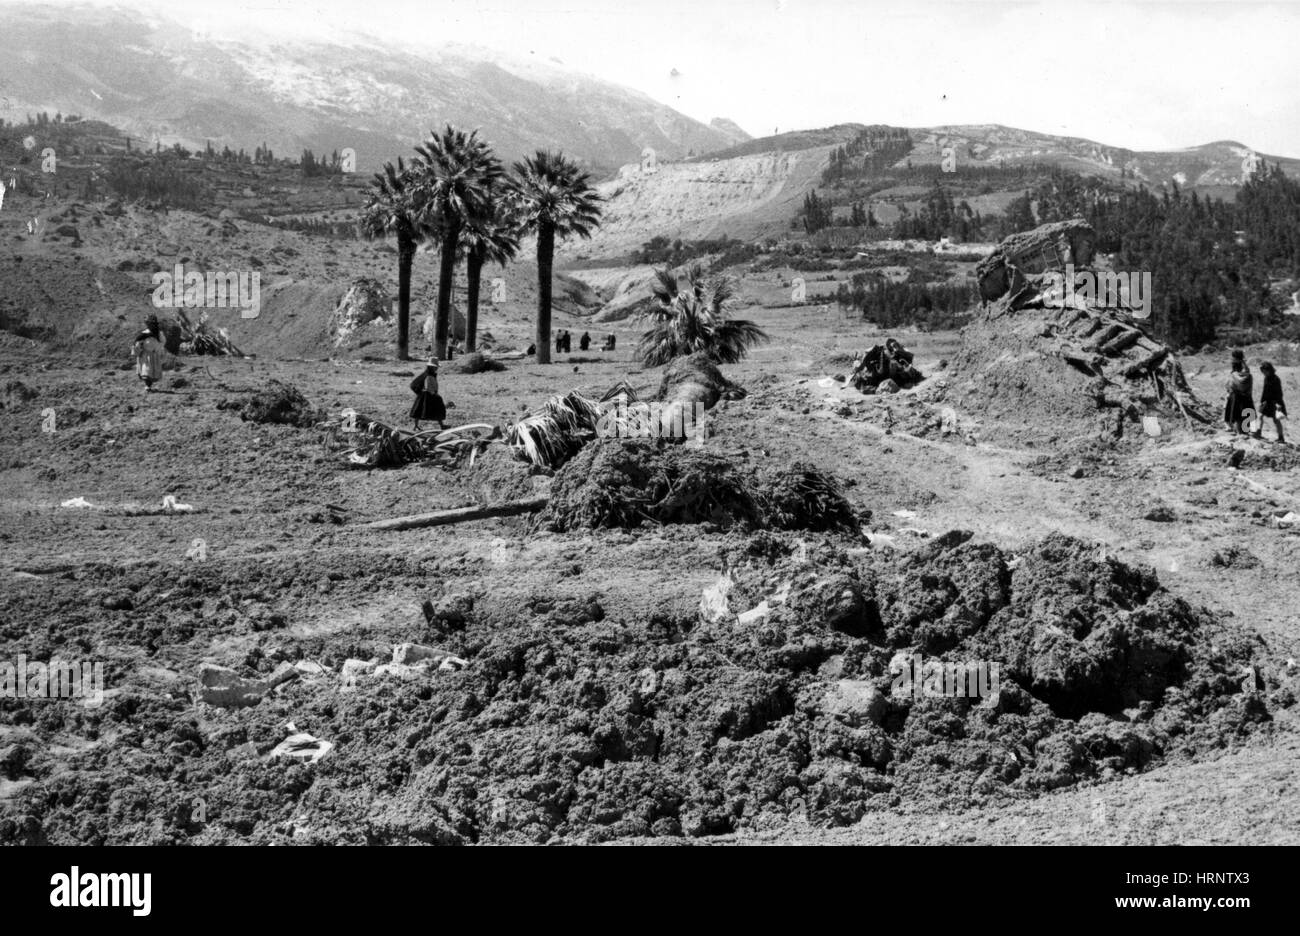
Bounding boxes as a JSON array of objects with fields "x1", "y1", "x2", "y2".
[
  {"x1": 976, "y1": 219, "x2": 1096, "y2": 302},
  {"x1": 331, "y1": 278, "x2": 389, "y2": 346}
]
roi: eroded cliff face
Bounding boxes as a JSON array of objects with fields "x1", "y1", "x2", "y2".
[{"x1": 574, "y1": 145, "x2": 836, "y2": 258}]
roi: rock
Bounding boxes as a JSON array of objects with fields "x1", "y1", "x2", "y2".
[
  {"x1": 330, "y1": 278, "x2": 390, "y2": 347},
  {"x1": 877, "y1": 379, "x2": 900, "y2": 394},
  {"x1": 699, "y1": 572, "x2": 733, "y2": 623},
  {"x1": 339, "y1": 658, "x2": 377, "y2": 689},
  {"x1": 268, "y1": 732, "x2": 332, "y2": 764},
  {"x1": 392, "y1": 643, "x2": 455, "y2": 666},
  {"x1": 1067, "y1": 466, "x2": 1085, "y2": 479},
  {"x1": 197, "y1": 662, "x2": 298, "y2": 709},
  {"x1": 99, "y1": 593, "x2": 133, "y2": 611},
  {"x1": 425, "y1": 592, "x2": 474, "y2": 630},
  {"x1": 822, "y1": 680, "x2": 886, "y2": 727}
]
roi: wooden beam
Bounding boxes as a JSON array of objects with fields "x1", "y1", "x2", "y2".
[{"x1": 359, "y1": 497, "x2": 549, "y2": 532}]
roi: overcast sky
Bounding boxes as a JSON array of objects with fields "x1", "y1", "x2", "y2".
[{"x1": 27, "y1": 0, "x2": 1300, "y2": 156}]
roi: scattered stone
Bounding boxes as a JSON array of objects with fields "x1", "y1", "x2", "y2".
[
  {"x1": 822, "y1": 680, "x2": 886, "y2": 728},
  {"x1": 268, "y1": 732, "x2": 332, "y2": 765},
  {"x1": 198, "y1": 661, "x2": 298, "y2": 709}
]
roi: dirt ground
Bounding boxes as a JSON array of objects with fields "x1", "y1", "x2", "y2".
[{"x1": 2, "y1": 299, "x2": 1299, "y2": 845}]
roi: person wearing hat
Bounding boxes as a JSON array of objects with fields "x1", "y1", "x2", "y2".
[
  {"x1": 1224, "y1": 349, "x2": 1256, "y2": 435},
  {"x1": 132, "y1": 314, "x2": 165, "y2": 393},
  {"x1": 1258, "y1": 361, "x2": 1287, "y2": 443},
  {"x1": 409, "y1": 359, "x2": 446, "y2": 431}
]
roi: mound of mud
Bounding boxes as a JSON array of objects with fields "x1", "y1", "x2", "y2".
[
  {"x1": 939, "y1": 302, "x2": 1210, "y2": 446},
  {"x1": 543, "y1": 440, "x2": 858, "y2": 532},
  {"x1": 458, "y1": 351, "x2": 506, "y2": 374},
  {"x1": 217, "y1": 380, "x2": 320, "y2": 428},
  {"x1": 4, "y1": 531, "x2": 1285, "y2": 845}
]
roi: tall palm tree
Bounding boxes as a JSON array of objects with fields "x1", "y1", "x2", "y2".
[
  {"x1": 460, "y1": 199, "x2": 520, "y2": 352},
  {"x1": 360, "y1": 158, "x2": 426, "y2": 360},
  {"x1": 638, "y1": 262, "x2": 769, "y2": 366},
  {"x1": 413, "y1": 126, "x2": 503, "y2": 359},
  {"x1": 507, "y1": 151, "x2": 603, "y2": 364}
]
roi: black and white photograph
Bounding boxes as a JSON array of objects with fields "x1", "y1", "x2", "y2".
[{"x1": 0, "y1": 0, "x2": 1295, "y2": 906}]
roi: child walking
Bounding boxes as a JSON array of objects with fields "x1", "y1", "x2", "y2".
[{"x1": 1258, "y1": 361, "x2": 1287, "y2": 443}]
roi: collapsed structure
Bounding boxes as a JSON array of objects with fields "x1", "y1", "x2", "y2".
[{"x1": 943, "y1": 220, "x2": 1213, "y2": 442}]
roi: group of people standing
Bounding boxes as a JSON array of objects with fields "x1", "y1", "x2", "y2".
[
  {"x1": 1225, "y1": 348, "x2": 1287, "y2": 443},
  {"x1": 525, "y1": 332, "x2": 615, "y2": 356}
]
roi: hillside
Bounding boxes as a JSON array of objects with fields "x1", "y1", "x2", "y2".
[
  {"x1": 0, "y1": 4, "x2": 745, "y2": 176},
  {"x1": 578, "y1": 123, "x2": 1300, "y2": 260}
]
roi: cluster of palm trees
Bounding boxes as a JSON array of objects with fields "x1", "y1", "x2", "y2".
[{"x1": 361, "y1": 126, "x2": 603, "y2": 364}]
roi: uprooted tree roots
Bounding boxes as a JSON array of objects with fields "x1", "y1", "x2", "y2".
[{"x1": 542, "y1": 439, "x2": 862, "y2": 532}]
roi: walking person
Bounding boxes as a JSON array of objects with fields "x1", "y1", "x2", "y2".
[
  {"x1": 1224, "y1": 349, "x2": 1256, "y2": 436},
  {"x1": 409, "y1": 359, "x2": 446, "y2": 432},
  {"x1": 579, "y1": 331, "x2": 590, "y2": 352},
  {"x1": 132, "y1": 314, "x2": 165, "y2": 393},
  {"x1": 1259, "y1": 361, "x2": 1287, "y2": 443}
]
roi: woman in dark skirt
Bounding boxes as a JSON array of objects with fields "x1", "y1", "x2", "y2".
[
  {"x1": 1258, "y1": 361, "x2": 1286, "y2": 443},
  {"x1": 409, "y1": 359, "x2": 446, "y2": 431},
  {"x1": 1224, "y1": 349, "x2": 1255, "y2": 435}
]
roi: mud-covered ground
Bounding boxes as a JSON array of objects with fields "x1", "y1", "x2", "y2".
[{"x1": 2, "y1": 305, "x2": 1300, "y2": 844}]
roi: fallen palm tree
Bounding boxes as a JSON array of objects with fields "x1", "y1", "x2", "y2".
[
  {"x1": 176, "y1": 308, "x2": 245, "y2": 356},
  {"x1": 322, "y1": 414, "x2": 499, "y2": 468},
  {"x1": 504, "y1": 355, "x2": 748, "y2": 471},
  {"x1": 505, "y1": 391, "x2": 606, "y2": 469}
]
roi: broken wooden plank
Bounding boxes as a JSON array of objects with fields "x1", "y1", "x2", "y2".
[{"x1": 359, "y1": 497, "x2": 549, "y2": 532}]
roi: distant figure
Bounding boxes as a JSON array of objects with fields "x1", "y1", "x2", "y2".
[
  {"x1": 1224, "y1": 349, "x2": 1255, "y2": 435},
  {"x1": 132, "y1": 314, "x2": 165, "y2": 393},
  {"x1": 526, "y1": 343, "x2": 536, "y2": 356},
  {"x1": 579, "y1": 331, "x2": 591, "y2": 352},
  {"x1": 421, "y1": 312, "x2": 436, "y2": 355},
  {"x1": 562, "y1": 330, "x2": 572, "y2": 353},
  {"x1": 555, "y1": 330, "x2": 564, "y2": 354},
  {"x1": 1259, "y1": 361, "x2": 1287, "y2": 443},
  {"x1": 607, "y1": 333, "x2": 616, "y2": 351},
  {"x1": 409, "y1": 359, "x2": 446, "y2": 431}
]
